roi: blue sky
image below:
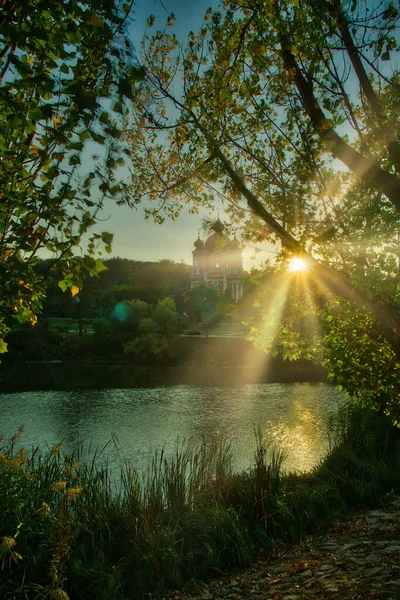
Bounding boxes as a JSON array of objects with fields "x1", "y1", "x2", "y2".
[{"x1": 93, "y1": 0, "x2": 272, "y2": 270}]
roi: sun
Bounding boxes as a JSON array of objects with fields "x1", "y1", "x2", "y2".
[{"x1": 288, "y1": 257, "x2": 308, "y2": 272}]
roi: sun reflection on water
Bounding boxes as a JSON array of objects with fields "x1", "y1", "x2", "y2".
[{"x1": 0, "y1": 383, "x2": 347, "y2": 477}]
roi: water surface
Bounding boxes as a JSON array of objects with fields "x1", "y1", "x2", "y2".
[{"x1": 0, "y1": 383, "x2": 346, "y2": 474}]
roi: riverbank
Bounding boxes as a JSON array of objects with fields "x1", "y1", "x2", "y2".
[
  {"x1": 166, "y1": 490, "x2": 400, "y2": 600},
  {"x1": 1, "y1": 334, "x2": 327, "y2": 392},
  {"x1": 0, "y1": 359, "x2": 327, "y2": 392},
  {"x1": 1, "y1": 403, "x2": 399, "y2": 599}
]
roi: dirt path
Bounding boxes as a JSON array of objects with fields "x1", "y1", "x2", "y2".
[{"x1": 165, "y1": 491, "x2": 400, "y2": 600}]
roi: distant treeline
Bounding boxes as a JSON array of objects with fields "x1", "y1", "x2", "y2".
[
  {"x1": 40, "y1": 257, "x2": 192, "y2": 319},
  {"x1": 2, "y1": 258, "x2": 330, "y2": 387}
]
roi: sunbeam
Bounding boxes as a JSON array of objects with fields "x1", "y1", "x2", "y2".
[
  {"x1": 288, "y1": 257, "x2": 308, "y2": 272},
  {"x1": 241, "y1": 274, "x2": 292, "y2": 384}
]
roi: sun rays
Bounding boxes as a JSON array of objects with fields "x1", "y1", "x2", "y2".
[
  {"x1": 241, "y1": 260, "x2": 327, "y2": 384},
  {"x1": 237, "y1": 247, "x2": 375, "y2": 390},
  {"x1": 288, "y1": 257, "x2": 308, "y2": 272}
]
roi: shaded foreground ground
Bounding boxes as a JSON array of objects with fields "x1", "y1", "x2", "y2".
[{"x1": 166, "y1": 491, "x2": 400, "y2": 600}]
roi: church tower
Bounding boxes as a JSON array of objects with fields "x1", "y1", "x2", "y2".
[{"x1": 190, "y1": 220, "x2": 244, "y2": 302}]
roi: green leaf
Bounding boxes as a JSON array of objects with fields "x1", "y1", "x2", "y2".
[
  {"x1": 90, "y1": 132, "x2": 106, "y2": 144},
  {"x1": 66, "y1": 29, "x2": 81, "y2": 44},
  {"x1": 112, "y1": 100, "x2": 123, "y2": 114},
  {"x1": 29, "y1": 107, "x2": 44, "y2": 121},
  {"x1": 95, "y1": 258, "x2": 108, "y2": 274},
  {"x1": 41, "y1": 104, "x2": 54, "y2": 119},
  {"x1": 69, "y1": 141, "x2": 84, "y2": 151},
  {"x1": 101, "y1": 231, "x2": 114, "y2": 244},
  {"x1": 58, "y1": 280, "x2": 69, "y2": 292},
  {"x1": 69, "y1": 154, "x2": 81, "y2": 166}
]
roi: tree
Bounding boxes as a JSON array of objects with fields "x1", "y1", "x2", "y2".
[
  {"x1": 123, "y1": 296, "x2": 182, "y2": 359},
  {"x1": 184, "y1": 283, "x2": 220, "y2": 342},
  {"x1": 153, "y1": 296, "x2": 181, "y2": 336},
  {"x1": 125, "y1": 1, "x2": 400, "y2": 416},
  {"x1": 127, "y1": 298, "x2": 152, "y2": 333},
  {"x1": 0, "y1": 0, "x2": 142, "y2": 351}
]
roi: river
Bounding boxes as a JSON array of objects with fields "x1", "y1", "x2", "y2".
[{"x1": 0, "y1": 382, "x2": 346, "y2": 474}]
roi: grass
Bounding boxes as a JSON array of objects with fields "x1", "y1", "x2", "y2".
[{"x1": 1, "y1": 402, "x2": 400, "y2": 599}]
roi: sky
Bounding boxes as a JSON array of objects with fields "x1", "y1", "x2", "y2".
[{"x1": 91, "y1": 0, "x2": 274, "y2": 270}]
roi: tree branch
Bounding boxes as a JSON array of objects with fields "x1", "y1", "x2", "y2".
[
  {"x1": 275, "y1": 12, "x2": 400, "y2": 212},
  {"x1": 329, "y1": 0, "x2": 400, "y2": 172},
  {"x1": 198, "y1": 126, "x2": 400, "y2": 341}
]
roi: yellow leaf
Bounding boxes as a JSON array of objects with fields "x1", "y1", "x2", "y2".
[
  {"x1": 63, "y1": 486, "x2": 84, "y2": 501},
  {"x1": 320, "y1": 119, "x2": 331, "y2": 131},
  {"x1": 70, "y1": 285, "x2": 79, "y2": 297},
  {"x1": 52, "y1": 481, "x2": 67, "y2": 492}
]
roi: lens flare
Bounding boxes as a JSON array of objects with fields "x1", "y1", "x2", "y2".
[
  {"x1": 288, "y1": 257, "x2": 308, "y2": 273},
  {"x1": 114, "y1": 302, "x2": 130, "y2": 322}
]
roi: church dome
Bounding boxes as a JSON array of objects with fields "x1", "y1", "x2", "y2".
[
  {"x1": 204, "y1": 217, "x2": 229, "y2": 251},
  {"x1": 204, "y1": 232, "x2": 229, "y2": 252},
  {"x1": 194, "y1": 235, "x2": 204, "y2": 250}
]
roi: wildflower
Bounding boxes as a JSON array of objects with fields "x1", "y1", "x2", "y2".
[
  {"x1": 40, "y1": 502, "x2": 51, "y2": 516},
  {"x1": 1, "y1": 537, "x2": 15, "y2": 551},
  {"x1": 51, "y1": 443, "x2": 63, "y2": 456},
  {"x1": 9, "y1": 448, "x2": 28, "y2": 469},
  {"x1": 52, "y1": 481, "x2": 67, "y2": 492},
  {"x1": 63, "y1": 486, "x2": 84, "y2": 501},
  {"x1": 50, "y1": 590, "x2": 70, "y2": 600}
]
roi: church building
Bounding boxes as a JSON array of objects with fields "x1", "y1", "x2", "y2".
[{"x1": 190, "y1": 220, "x2": 244, "y2": 302}]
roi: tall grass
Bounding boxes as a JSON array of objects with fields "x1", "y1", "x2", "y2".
[{"x1": 1, "y1": 403, "x2": 400, "y2": 599}]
